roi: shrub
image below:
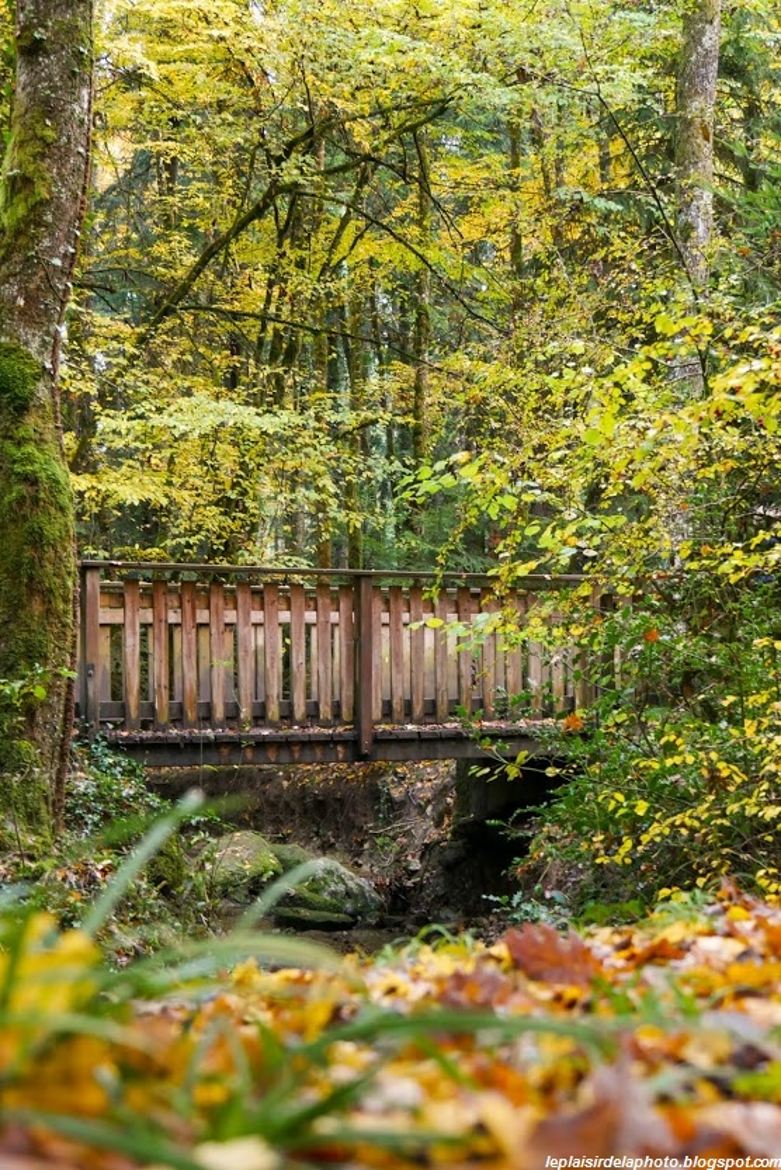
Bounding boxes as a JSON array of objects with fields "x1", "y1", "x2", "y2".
[{"x1": 516, "y1": 578, "x2": 781, "y2": 914}]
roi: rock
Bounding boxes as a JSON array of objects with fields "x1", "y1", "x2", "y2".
[
  {"x1": 206, "y1": 833, "x2": 383, "y2": 927},
  {"x1": 269, "y1": 842, "x2": 314, "y2": 871},
  {"x1": 209, "y1": 831, "x2": 283, "y2": 901},
  {"x1": 273, "y1": 906, "x2": 356, "y2": 930},
  {"x1": 275, "y1": 858, "x2": 382, "y2": 926}
]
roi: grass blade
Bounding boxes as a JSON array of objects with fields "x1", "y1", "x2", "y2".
[
  {"x1": 237, "y1": 860, "x2": 327, "y2": 929},
  {"x1": 82, "y1": 789, "x2": 204, "y2": 938},
  {"x1": 5, "y1": 1110, "x2": 205, "y2": 1170}
]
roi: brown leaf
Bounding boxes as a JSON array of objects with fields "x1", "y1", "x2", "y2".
[
  {"x1": 695, "y1": 1102, "x2": 781, "y2": 1156},
  {"x1": 503, "y1": 923, "x2": 602, "y2": 987},
  {"x1": 523, "y1": 1063, "x2": 675, "y2": 1167},
  {"x1": 440, "y1": 963, "x2": 512, "y2": 1009}
]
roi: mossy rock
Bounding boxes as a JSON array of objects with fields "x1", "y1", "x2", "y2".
[
  {"x1": 209, "y1": 831, "x2": 283, "y2": 901},
  {"x1": 280, "y1": 887, "x2": 347, "y2": 916},
  {"x1": 276, "y1": 858, "x2": 382, "y2": 926},
  {"x1": 273, "y1": 906, "x2": 355, "y2": 931},
  {"x1": 269, "y1": 842, "x2": 315, "y2": 871}
]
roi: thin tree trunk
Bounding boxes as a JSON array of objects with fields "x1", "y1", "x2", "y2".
[
  {"x1": 508, "y1": 119, "x2": 524, "y2": 325},
  {"x1": 675, "y1": 0, "x2": 721, "y2": 290},
  {"x1": 345, "y1": 291, "x2": 367, "y2": 569},
  {"x1": 0, "y1": 0, "x2": 94, "y2": 825},
  {"x1": 412, "y1": 131, "x2": 431, "y2": 470}
]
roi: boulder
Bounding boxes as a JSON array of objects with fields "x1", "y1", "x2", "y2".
[
  {"x1": 205, "y1": 832, "x2": 383, "y2": 927},
  {"x1": 270, "y1": 842, "x2": 314, "y2": 871},
  {"x1": 209, "y1": 831, "x2": 283, "y2": 901},
  {"x1": 275, "y1": 858, "x2": 382, "y2": 926}
]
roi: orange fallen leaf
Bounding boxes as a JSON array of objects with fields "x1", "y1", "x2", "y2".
[{"x1": 503, "y1": 923, "x2": 602, "y2": 987}]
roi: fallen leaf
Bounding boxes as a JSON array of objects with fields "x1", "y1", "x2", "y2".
[
  {"x1": 503, "y1": 923, "x2": 602, "y2": 987},
  {"x1": 696, "y1": 1101, "x2": 781, "y2": 1155},
  {"x1": 524, "y1": 1064, "x2": 675, "y2": 1165}
]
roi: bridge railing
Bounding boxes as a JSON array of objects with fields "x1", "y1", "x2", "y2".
[{"x1": 77, "y1": 562, "x2": 589, "y2": 751}]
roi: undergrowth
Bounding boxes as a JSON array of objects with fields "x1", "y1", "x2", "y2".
[{"x1": 506, "y1": 577, "x2": 781, "y2": 919}]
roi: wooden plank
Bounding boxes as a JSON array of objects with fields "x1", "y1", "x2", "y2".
[
  {"x1": 180, "y1": 581, "x2": 198, "y2": 728},
  {"x1": 254, "y1": 590, "x2": 265, "y2": 704},
  {"x1": 152, "y1": 580, "x2": 169, "y2": 728},
  {"x1": 197, "y1": 606, "x2": 210, "y2": 707},
  {"x1": 98, "y1": 626, "x2": 111, "y2": 702},
  {"x1": 290, "y1": 583, "x2": 307, "y2": 723},
  {"x1": 339, "y1": 584, "x2": 354, "y2": 722},
  {"x1": 505, "y1": 593, "x2": 525, "y2": 701},
  {"x1": 456, "y1": 587, "x2": 473, "y2": 715},
  {"x1": 435, "y1": 591, "x2": 449, "y2": 721},
  {"x1": 122, "y1": 579, "x2": 140, "y2": 730},
  {"x1": 409, "y1": 586, "x2": 424, "y2": 723},
  {"x1": 310, "y1": 622, "x2": 318, "y2": 701},
  {"x1": 209, "y1": 582, "x2": 225, "y2": 727},
  {"x1": 263, "y1": 583, "x2": 280, "y2": 724},
  {"x1": 528, "y1": 636, "x2": 543, "y2": 714},
  {"x1": 171, "y1": 622, "x2": 182, "y2": 705},
  {"x1": 236, "y1": 581, "x2": 253, "y2": 727},
  {"x1": 355, "y1": 575, "x2": 375, "y2": 756},
  {"x1": 552, "y1": 649, "x2": 566, "y2": 712},
  {"x1": 316, "y1": 582, "x2": 333, "y2": 724},
  {"x1": 481, "y1": 594, "x2": 497, "y2": 718},
  {"x1": 224, "y1": 617, "x2": 236, "y2": 707},
  {"x1": 389, "y1": 586, "x2": 404, "y2": 723},
  {"x1": 141, "y1": 612, "x2": 152, "y2": 703},
  {"x1": 373, "y1": 588, "x2": 384, "y2": 722},
  {"x1": 80, "y1": 567, "x2": 101, "y2": 734}
]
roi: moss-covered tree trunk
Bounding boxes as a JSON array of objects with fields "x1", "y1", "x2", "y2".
[{"x1": 0, "y1": 0, "x2": 93, "y2": 825}]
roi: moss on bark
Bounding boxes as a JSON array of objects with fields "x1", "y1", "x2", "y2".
[
  {"x1": 0, "y1": 431, "x2": 74, "y2": 669},
  {"x1": 0, "y1": 344, "x2": 75, "y2": 819},
  {"x1": 0, "y1": 342, "x2": 42, "y2": 416},
  {"x1": 0, "y1": 0, "x2": 93, "y2": 828},
  {"x1": 0, "y1": 113, "x2": 57, "y2": 238}
]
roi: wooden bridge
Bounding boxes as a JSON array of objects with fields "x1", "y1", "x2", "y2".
[{"x1": 78, "y1": 562, "x2": 593, "y2": 766}]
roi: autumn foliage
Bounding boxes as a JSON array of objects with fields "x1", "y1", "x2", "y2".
[{"x1": 4, "y1": 884, "x2": 781, "y2": 1168}]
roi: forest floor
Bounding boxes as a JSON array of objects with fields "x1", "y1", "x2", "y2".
[{"x1": 5, "y1": 881, "x2": 781, "y2": 1168}]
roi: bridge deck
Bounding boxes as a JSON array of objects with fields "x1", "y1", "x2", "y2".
[
  {"x1": 105, "y1": 722, "x2": 549, "y2": 765},
  {"x1": 78, "y1": 562, "x2": 591, "y2": 766}
]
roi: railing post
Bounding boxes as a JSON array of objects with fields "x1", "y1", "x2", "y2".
[
  {"x1": 79, "y1": 564, "x2": 101, "y2": 737},
  {"x1": 354, "y1": 573, "x2": 375, "y2": 758}
]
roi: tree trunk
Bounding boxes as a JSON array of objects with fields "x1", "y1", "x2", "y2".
[
  {"x1": 675, "y1": 0, "x2": 721, "y2": 290},
  {"x1": 412, "y1": 131, "x2": 431, "y2": 472},
  {"x1": 0, "y1": 0, "x2": 94, "y2": 824},
  {"x1": 345, "y1": 290, "x2": 367, "y2": 569},
  {"x1": 508, "y1": 119, "x2": 524, "y2": 325}
]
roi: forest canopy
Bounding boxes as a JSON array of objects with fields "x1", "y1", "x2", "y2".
[{"x1": 62, "y1": 0, "x2": 779, "y2": 572}]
